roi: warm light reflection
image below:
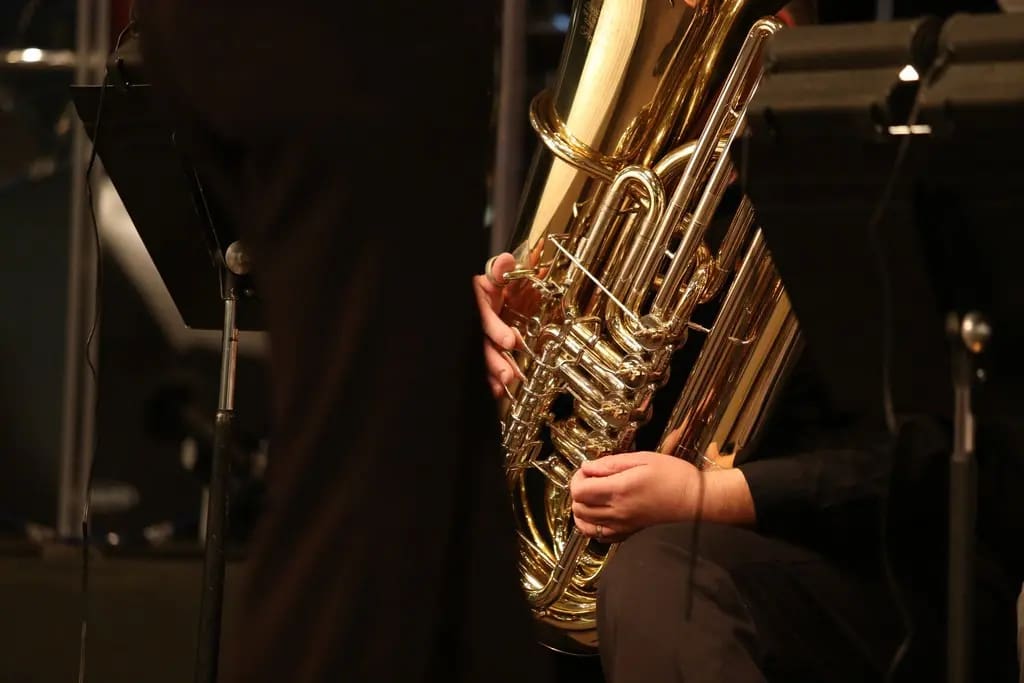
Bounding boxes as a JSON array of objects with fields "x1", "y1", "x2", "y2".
[
  {"x1": 888, "y1": 124, "x2": 932, "y2": 135},
  {"x1": 899, "y1": 64, "x2": 920, "y2": 82}
]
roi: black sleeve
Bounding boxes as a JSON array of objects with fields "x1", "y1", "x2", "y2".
[
  {"x1": 738, "y1": 441, "x2": 890, "y2": 540},
  {"x1": 734, "y1": 350, "x2": 895, "y2": 563}
]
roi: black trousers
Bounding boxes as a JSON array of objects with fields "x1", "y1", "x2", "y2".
[
  {"x1": 597, "y1": 522, "x2": 906, "y2": 683},
  {"x1": 135, "y1": 3, "x2": 553, "y2": 683}
]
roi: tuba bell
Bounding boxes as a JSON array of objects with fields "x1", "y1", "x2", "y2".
[{"x1": 496, "y1": 0, "x2": 802, "y2": 653}]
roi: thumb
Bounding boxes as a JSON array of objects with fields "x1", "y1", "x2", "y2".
[
  {"x1": 490, "y1": 252, "x2": 517, "y2": 278},
  {"x1": 483, "y1": 252, "x2": 517, "y2": 292},
  {"x1": 581, "y1": 452, "x2": 649, "y2": 477}
]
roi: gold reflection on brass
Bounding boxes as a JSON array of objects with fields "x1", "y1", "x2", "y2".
[{"x1": 495, "y1": 1, "x2": 800, "y2": 653}]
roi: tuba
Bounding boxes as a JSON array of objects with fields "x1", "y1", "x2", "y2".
[{"x1": 496, "y1": 0, "x2": 803, "y2": 653}]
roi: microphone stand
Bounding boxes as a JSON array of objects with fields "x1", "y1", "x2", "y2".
[
  {"x1": 69, "y1": 78, "x2": 265, "y2": 683},
  {"x1": 946, "y1": 311, "x2": 990, "y2": 683},
  {"x1": 194, "y1": 241, "x2": 250, "y2": 683}
]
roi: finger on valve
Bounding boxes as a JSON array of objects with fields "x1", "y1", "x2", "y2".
[
  {"x1": 476, "y1": 255, "x2": 519, "y2": 351},
  {"x1": 485, "y1": 252, "x2": 517, "y2": 289},
  {"x1": 485, "y1": 343, "x2": 517, "y2": 386},
  {"x1": 478, "y1": 297, "x2": 517, "y2": 350}
]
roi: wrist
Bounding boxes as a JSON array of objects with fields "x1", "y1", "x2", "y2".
[{"x1": 685, "y1": 468, "x2": 757, "y2": 526}]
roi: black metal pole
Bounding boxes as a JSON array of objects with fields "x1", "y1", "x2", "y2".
[
  {"x1": 491, "y1": 0, "x2": 528, "y2": 255},
  {"x1": 194, "y1": 244, "x2": 246, "y2": 683},
  {"x1": 947, "y1": 311, "x2": 990, "y2": 683}
]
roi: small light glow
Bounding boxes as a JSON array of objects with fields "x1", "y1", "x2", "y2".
[
  {"x1": 888, "y1": 124, "x2": 932, "y2": 136},
  {"x1": 898, "y1": 64, "x2": 919, "y2": 82},
  {"x1": 21, "y1": 47, "x2": 43, "y2": 63},
  {"x1": 106, "y1": 532, "x2": 121, "y2": 546},
  {"x1": 551, "y1": 13, "x2": 570, "y2": 32}
]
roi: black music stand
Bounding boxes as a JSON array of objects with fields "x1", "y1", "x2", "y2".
[
  {"x1": 914, "y1": 17, "x2": 1024, "y2": 683},
  {"x1": 71, "y1": 81, "x2": 261, "y2": 683},
  {"x1": 738, "y1": 12, "x2": 1024, "y2": 683}
]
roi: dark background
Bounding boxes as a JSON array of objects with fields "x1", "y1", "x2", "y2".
[
  {"x1": 1, "y1": 0, "x2": 1002, "y2": 542},
  {"x1": 0, "y1": 1, "x2": 1005, "y2": 681}
]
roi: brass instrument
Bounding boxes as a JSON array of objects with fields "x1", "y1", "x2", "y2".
[{"x1": 496, "y1": 0, "x2": 802, "y2": 653}]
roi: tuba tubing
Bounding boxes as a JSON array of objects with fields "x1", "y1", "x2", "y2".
[{"x1": 496, "y1": 1, "x2": 795, "y2": 654}]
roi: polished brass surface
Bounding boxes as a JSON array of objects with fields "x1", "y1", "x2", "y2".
[{"x1": 496, "y1": 1, "x2": 798, "y2": 653}]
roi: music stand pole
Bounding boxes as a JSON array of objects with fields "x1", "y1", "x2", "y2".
[
  {"x1": 194, "y1": 241, "x2": 250, "y2": 683},
  {"x1": 947, "y1": 311, "x2": 990, "y2": 683}
]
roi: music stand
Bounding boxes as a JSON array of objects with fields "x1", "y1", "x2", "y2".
[
  {"x1": 71, "y1": 81, "x2": 260, "y2": 683},
  {"x1": 739, "y1": 12, "x2": 1024, "y2": 683}
]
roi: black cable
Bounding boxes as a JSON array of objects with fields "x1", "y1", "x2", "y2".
[
  {"x1": 866, "y1": 51, "x2": 951, "y2": 683},
  {"x1": 76, "y1": 19, "x2": 135, "y2": 683},
  {"x1": 683, "y1": 462, "x2": 708, "y2": 620},
  {"x1": 731, "y1": 27, "x2": 949, "y2": 680},
  {"x1": 77, "y1": 90, "x2": 104, "y2": 683}
]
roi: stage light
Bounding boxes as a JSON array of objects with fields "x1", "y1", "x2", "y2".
[{"x1": 899, "y1": 64, "x2": 919, "y2": 81}]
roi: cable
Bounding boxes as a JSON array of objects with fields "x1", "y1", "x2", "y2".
[
  {"x1": 866, "y1": 50, "x2": 951, "y2": 683},
  {"x1": 732, "y1": 25, "x2": 949, "y2": 679},
  {"x1": 76, "y1": 19, "x2": 135, "y2": 683},
  {"x1": 683, "y1": 464, "x2": 708, "y2": 620},
  {"x1": 77, "y1": 90, "x2": 104, "y2": 683}
]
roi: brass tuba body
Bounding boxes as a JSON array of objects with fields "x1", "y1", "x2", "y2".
[{"x1": 497, "y1": 0, "x2": 802, "y2": 653}]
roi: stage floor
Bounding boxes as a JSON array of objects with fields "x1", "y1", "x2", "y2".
[
  {"x1": 0, "y1": 541, "x2": 603, "y2": 682},
  {"x1": 0, "y1": 542, "x2": 246, "y2": 683}
]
